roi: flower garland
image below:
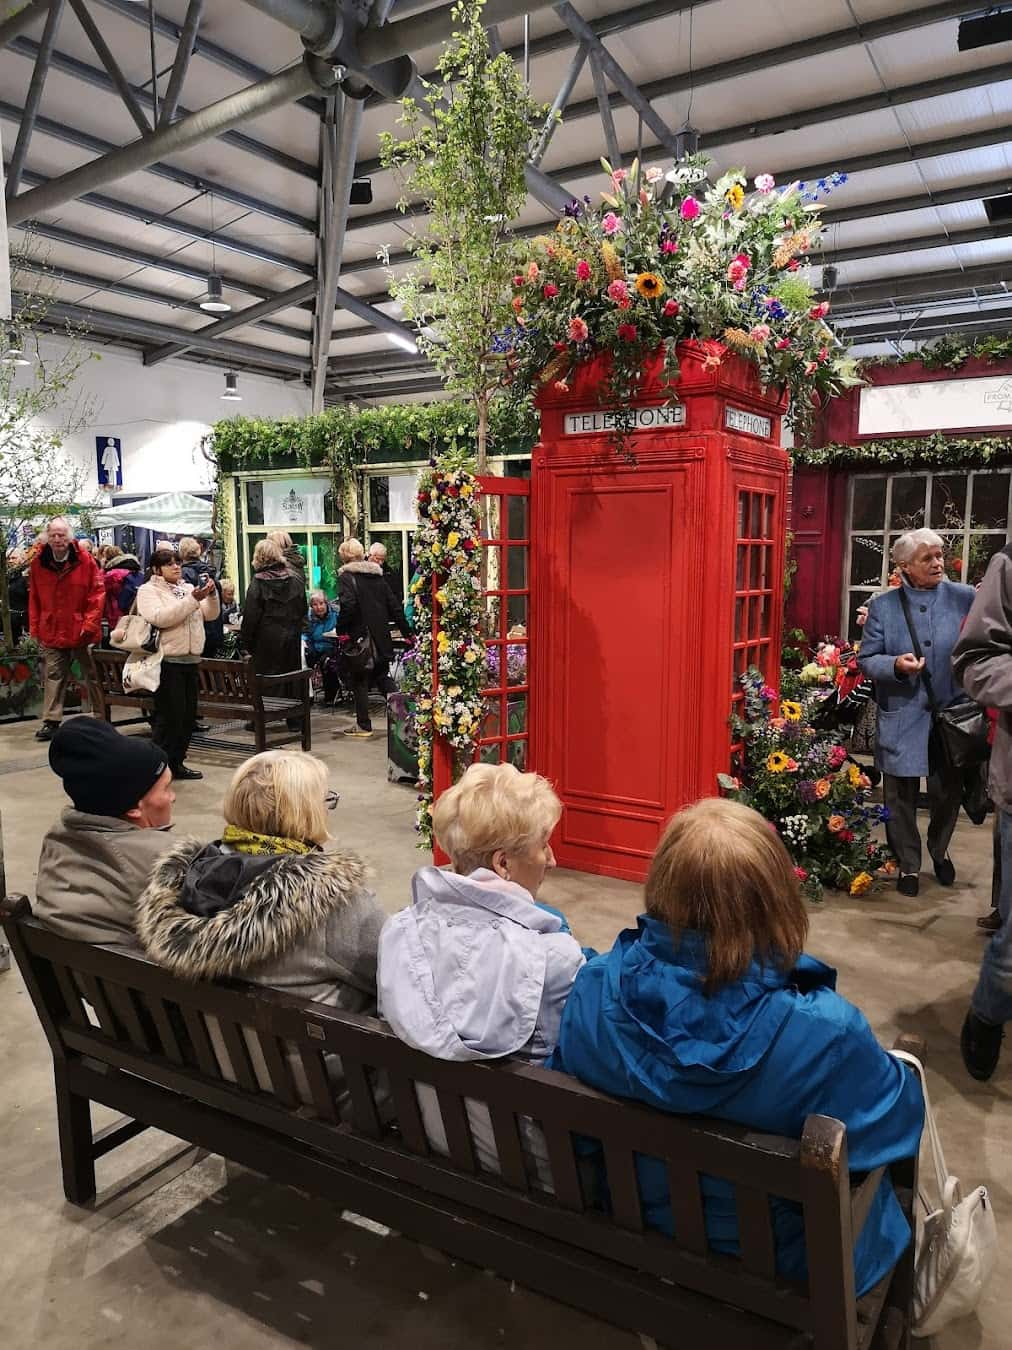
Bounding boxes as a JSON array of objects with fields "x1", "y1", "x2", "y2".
[
  {"x1": 403, "y1": 457, "x2": 485, "y2": 846},
  {"x1": 793, "y1": 431, "x2": 1012, "y2": 469},
  {"x1": 504, "y1": 156, "x2": 861, "y2": 441}
]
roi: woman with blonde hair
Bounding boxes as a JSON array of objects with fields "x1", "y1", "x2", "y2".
[
  {"x1": 379, "y1": 761, "x2": 585, "y2": 1178},
  {"x1": 267, "y1": 529, "x2": 306, "y2": 577},
  {"x1": 241, "y1": 537, "x2": 307, "y2": 694},
  {"x1": 551, "y1": 797, "x2": 924, "y2": 1296},
  {"x1": 137, "y1": 750, "x2": 384, "y2": 1012}
]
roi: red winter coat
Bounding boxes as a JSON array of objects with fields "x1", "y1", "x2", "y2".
[{"x1": 29, "y1": 545, "x2": 105, "y2": 649}]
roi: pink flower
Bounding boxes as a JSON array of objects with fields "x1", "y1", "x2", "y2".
[
  {"x1": 727, "y1": 256, "x2": 751, "y2": 289},
  {"x1": 542, "y1": 283, "x2": 559, "y2": 299},
  {"x1": 787, "y1": 259, "x2": 800, "y2": 272},
  {"x1": 809, "y1": 301, "x2": 830, "y2": 319},
  {"x1": 754, "y1": 173, "x2": 776, "y2": 193},
  {"x1": 661, "y1": 238, "x2": 679, "y2": 254},
  {"x1": 607, "y1": 279, "x2": 629, "y2": 303},
  {"x1": 662, "y1": 299, "x2": 680, "y2": 317},
  {"x1": 617, "y1": 322, "x2": 638, "y2": 342},
  {"x1": 611, "y1": 169, "x2": 627, "y2": 186},
  {"x1": 679, "y1": 196, "x2": 700, "y2": 221},
  {"x1": 526, "y1": 262, "x2": 540, "y2": 282},
  {"x1": 775, "y1": 337, "x2": 791, "y2": 350},
  {"x1": 804, "y1": 361, "x2": 818, "y2": 376},
  {"x1": 567, "y1": 316, "x2": 589, "y2": 343},
  {"x1": 513, "y1": 274, "x2": 524, "y2": 287},
  {"x1": 553, "y1": 381, "x2": 570, "y2": 392},
  {"x1": 817, "y1": 346, "x2": 830, "y2": 362},
  {"x1": 794, "y1": 866, "x2": 808, "y2": 881},
  {"x1": 601, "y1": 212, "x2": 622, "y2": 235},
  {"x1": 575, "y1": 259, "x2": 592, "y2": 281},
  {"x1": 645, "y1": 166, "x2": 664, "y2": 184},
  {"x1": 749, "y1": 324, "x2": 771, "y2": 342}
]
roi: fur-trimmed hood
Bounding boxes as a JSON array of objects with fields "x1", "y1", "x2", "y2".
[
  {"x1": 137, "y1": 836, "x2": 369, "y2": 980},
  {"x1": 338, "y1": 559, "x2": 383, "y2": 576}
]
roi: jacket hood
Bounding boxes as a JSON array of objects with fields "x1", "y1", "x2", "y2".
[
  {"x1": 339, "y1": 560, "x2": 383, "y2": 576},
  {"x1": 254, "y1": 564, "x2": 299, "y2": 586},
  {"x1": 378, "y1": 865, "x2": 563, "y2": 1061},
  {"x1": 107, "y1": 553, "x2": 140, "y2": 571},
  {"x1": 590, "y1": 917, "x2": 837, "y2": 1096},
  {"x1": 137, "y1": 836, "x2": 368, "y2": 979},
  {"x1": 61, "y1": 807, "x2": 172, "y2": 836},
  {"x1": 40, "y1": 542, "x2": 82, "y2": 571}
]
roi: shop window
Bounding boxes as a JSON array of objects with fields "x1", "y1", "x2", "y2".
[
  {"x1": 366, "y1": 470, "x2": 421, "y2": 598},
  {"x1": 844, "y1": 469, "x2": 1012, "y2": 639}
]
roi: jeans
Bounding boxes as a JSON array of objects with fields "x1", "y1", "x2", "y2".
[
  {"x1": 972, "y1": 809, "x2": 1012, "y2": 1026},
  {"x1": 350, "y1": 658, "x2": 396, "y2": 731},
  {"x1": 151, "y1": 661, "x2": 198, "y2": 769}
]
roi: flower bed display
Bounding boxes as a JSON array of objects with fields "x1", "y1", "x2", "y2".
[
  {"x1": 719, "y1": 670, "x2": 891, "y2": 901},
  {"x1": 504, "y1": 157, "x2": 860, "y2": 438},
  {"x1": 0, "y1": 637, "x2": 42, "y2": 720}
]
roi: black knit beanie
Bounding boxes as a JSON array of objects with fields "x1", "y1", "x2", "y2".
[{"x1": 49, "y1": 718, "x2": 169, "y2": 817}]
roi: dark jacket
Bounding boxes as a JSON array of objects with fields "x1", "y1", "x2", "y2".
[
  {"x1": 337, "y1": 560, "x2": 411, "y2": 662},
  {"x1": 379, "y1": 562, "x2": 403, "y2": 605},
  {"x1": 953, "y1": 545, "x2": 1012, "y2": 812},
  {"x1": 241, "y1": 565, "x2": 306, "y2": 674},
  {"x1": 113, "y1": 555, "x2": 144, "y2": 616},
  {"x1": 182, "y1": 559, "x2": 225, "y2": 651},
  {"x1": 551, "y1": 918, "x2": 924, "y2": 1297},
  {"x1": 103, "y1": 553, "x2": 141, "y2": 627},
  {"x1": 28, "y1": 543, "x2": 105, "y2": 649}
]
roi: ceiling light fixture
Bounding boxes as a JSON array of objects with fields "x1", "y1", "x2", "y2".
[
  {"x1": 386, "y1": 332, "x2": 419, "y2": 354},
  {"x1": 198, "y1": 191, "x2": 231, "y2": 313},
  {"x1": 221, "y1": 371, "x2": 242, "y2": 401}
]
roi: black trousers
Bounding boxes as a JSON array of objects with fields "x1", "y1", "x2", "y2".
[
  {"x1": 350, "y1": 658, "x2": 396, "y2": 731},
  {"x1": 882, "y1": 763, "x2": 963, "y2": 875},
  {"x1": 151, "y1": 661, "x2": 198, "y2": 769}
]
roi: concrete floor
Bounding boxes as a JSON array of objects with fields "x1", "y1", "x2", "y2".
[{"x1": 0, "y1": 710, "x2": 1007, "y2": 1349}]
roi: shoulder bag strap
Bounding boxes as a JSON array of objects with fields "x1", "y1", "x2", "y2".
[
  {"x1": 892, "y1": 1049, "x2": 949, "y2": 1205},
  {"x1": 897, "y1": 586, "x2": 942, "y2": 718}
]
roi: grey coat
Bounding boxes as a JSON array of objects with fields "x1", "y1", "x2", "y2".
[
  {"x1": 858, "y1": 578, "x2": 975, "y2": 777},
  {"x1": 953, "y1": 547, "x2": 1012, "y2": 812}
]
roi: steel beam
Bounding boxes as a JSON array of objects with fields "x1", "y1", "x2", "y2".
[
  {"x1": 66, "y1": 0, "x2": 150, "y2": 135},
  {"x1": 158, "y1": 0, "x2": 205, "y2": 126},
  {"x1": 554, "y1": 0, "x2": 675, "y2": 155},
  {"x1": 820, "y1": 222, "x2": 1012, "y2": 266},
  {"x1": 824, "y1": 177, "x2": 1012, "y2": 227},
  {"x1": 531, "y1": 42, "x2": 587, "y2": 167},
  {"x1": 21, "y1": 295, "x2": 311, "y2": 371},
  {"x1": 327, "y1": 347, "x2": 429, "y2": 376},
  {"x1": 828, "y1": 263, "x2": 1012, "y2": 311},
  {"x1": 589, "y1": 50, "x2": 622, "y2": 170},
  {"x1": 6, "y1": 57, "x2": 335, "y2": 227},
  {"x1": 8, "y1": 164, "x2": 315, "y2": 275},
  {"x1": 143, "y1": 279, "x2": 316, "y2": 365},
  {"x1": 329, "y1": 376, "x2": 447, "y2": 398},
  {"x1": 0, "y1": 0, "x2": 50, "y2": 49},
  {"x1": 5, "y1": 0, "x2": 62, "y2": 198},
  {"x1": 839, "y1": 305, "x2": 1012, "y2": 343}
]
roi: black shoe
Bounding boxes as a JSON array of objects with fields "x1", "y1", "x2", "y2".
[
  {"x1": 897, "y1": 873, "x2": 919, "y2": 897},
  {"x1": 961, "y1": 1009, "x2": 1003, "y2": 1082},
  {"x1": 193, "y1": 722, "x2": 210, "y2": 733},
  {"x1": 978, "y1": 909, "x2": 1002, "y2": 934},
  {"x1": 34, "y1": 720, "x2": 59, "y2": 742},
  {"x1": 172, "y1": 764, "x2": 203, "y2": 781},
  {"x1": 933, "y1": 856, "x2": 956, "y2": 886}
]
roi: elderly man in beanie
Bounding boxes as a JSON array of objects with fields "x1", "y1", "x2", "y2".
[{"x1": 35, "y1": 719, "x2": 177, "y2": 947}]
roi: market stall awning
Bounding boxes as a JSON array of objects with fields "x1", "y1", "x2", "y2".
[{"x1": 89, "y1": 492, "x2": 212, "y2": 536}]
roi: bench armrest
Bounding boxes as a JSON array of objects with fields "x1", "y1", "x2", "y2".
[{"x1": 256, "y1": 669, "x2": 312, "y2": 688}]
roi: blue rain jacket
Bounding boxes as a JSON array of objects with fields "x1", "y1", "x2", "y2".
[{"x1": 550, "y1": 917, "x2": 924, "y2": 1296}]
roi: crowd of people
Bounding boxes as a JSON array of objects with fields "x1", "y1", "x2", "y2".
[{"x1": 11, "y1": 519, "x2": 414, "y2": 765}]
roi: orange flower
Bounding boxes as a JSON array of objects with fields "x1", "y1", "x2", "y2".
[
  {"x1": 814, "y1": 779, "x2": 831, "y2": 799},
  {"x1": 828, "y1": 814, "x2": 846, "y2": 833},
  {"x1": 849, "y1": 872, "x2": 874, "y2": 897}
]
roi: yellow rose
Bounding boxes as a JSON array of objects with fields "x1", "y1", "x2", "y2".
[
  {"x1": 849, "y1": 872, "x2": 874, "y2": 897},
  {"x1": 447, "y1": 531, "x2": 461, "y2": 549}
]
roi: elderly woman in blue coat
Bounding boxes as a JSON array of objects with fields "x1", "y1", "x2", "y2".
[
  {"x1": 551, "y1": 798, "x2": 924, "y2": 1297},
  {"x1": 858, "y1": 527, "x2": 975, "y2": 896}
]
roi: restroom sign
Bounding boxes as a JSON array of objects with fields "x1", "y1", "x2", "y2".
[{"x1": 96, "y1": 436, "x2": 123, "y2": 487}]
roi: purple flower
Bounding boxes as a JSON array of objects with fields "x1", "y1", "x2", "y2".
[{"x1": 798, "y1": 780, "x2": 819, "y2": 803}]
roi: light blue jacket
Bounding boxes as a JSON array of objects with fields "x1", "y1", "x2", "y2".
[
  {"x1": 550, "y1": 918, "x2": 924, "y2": 1297},
  {"x1": 858, "y1": 578, "x2": 975, "y2": 777}
]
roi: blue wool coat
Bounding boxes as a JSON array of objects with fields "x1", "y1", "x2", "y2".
[
  {"x1": 550, "y1": 918, "x2": 924, "y2": 1297},
  {"x1": 858, "y1": 578, "x2": 975, "y2": 778}
]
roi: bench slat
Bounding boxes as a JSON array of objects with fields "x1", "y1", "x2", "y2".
[
  {"x1": 667, "y1": 1161, "x2": 707, "y2": 1255},
  {"x1": 148, "y1": 997, "x2": 186, "y2": 1066},
  {"x1": 605, "y1": 1144, "x2": 644, "y2": 1232},
  {"x1": 52, "y1": 963, "x2": 90, "y2": 1028},
  {"x1": 487, "y1": 1104, "x2": 529, "y2": 1191},
  {"x1": 218, "y1": 1019, "x2": 260, "y2": 1094},
  {"x1": 182, "y1": 1007, "x2": 221, "y2": 1078},
  {"x1": 102, "y1": 980, "x2": 155, "y2": 1052},
  {"x1": 388, "y1": 1075, "x2": 429, "y2": 1155},
  {"x1": 435, "y1": 1090, "x2": 477, "y2": 1173},
  {"x1": 344, "y1": 1058, "x2": 382, "y2": 1138},
  {"x1": 79, "y1": 972, "x2": 118, "y2": 1038},
  {"x1": 542, "y1": 1123, "x2": 583, "y2": 1211},
  {"x1": 298, "y1": 1046, "x2": 338, "y2": 1122},
  {"x1": 736, "y1": 1186, "x2": 776, "y2": 1280},
  {"x1": 255, "y1": 1033, "x2": 299, "y2": 1108}
]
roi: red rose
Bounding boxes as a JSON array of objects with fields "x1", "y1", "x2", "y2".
[
  {"x1": 839, "y1": 829, "x2": 855, "y2": 843},
  {"x1": 662, "y1": 299, "x2": 679, "y2": 317},
  {"x1": 617, "y1": 323, "x2": 638, "y2": 342},
  {"x1": 13, "y1": 663, "x2": 31, "y2": 681},
  {"x1": 418, "y1": 491, "x2": 431, "y2": 502},
  {"x1": 513, "y1": 275, "x2": 524, "y2": 287},
  {"x1": 463, "y1": 539, "x2": 476, "y2": 552},
  {"x1": 543, "y1": 283, "x2": 559, "y2": 299}
]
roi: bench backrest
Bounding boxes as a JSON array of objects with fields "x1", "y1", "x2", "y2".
[
  {"x1": 88, "y1": 650, "x2": 308, "y2": 708},
  {"x1": 4, "y1": 903, "x2": 884, "y2": 1350}
]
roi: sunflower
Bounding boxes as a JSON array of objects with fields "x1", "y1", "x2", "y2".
[
  {"x1": 725, "y1": 183, "x2": 745, "y2": 211},
  {"x1": 781, "y1": 700, "x2": 802, "y2": 722},
  {"x1": 635, "y1": 272, "x2": 665, "y2": 299},
  {"x1": 766, "y1": 751, "x2": 791, "y2": 773}
]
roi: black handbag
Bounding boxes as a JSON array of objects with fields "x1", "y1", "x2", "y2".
[
  {"x1": 898, "y1": 588, "x2": 990, "y2": 770},
  {"x1": 341, "y1": 575, "x2": 376, "y2": 675}
]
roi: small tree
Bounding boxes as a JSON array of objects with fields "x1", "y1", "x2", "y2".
[
  {"x1": 379, "y1": 0, "x2": 546, "y2": 471},
  {"x1": 0, "y1": 250, "x2": 97, "y2": 647}
]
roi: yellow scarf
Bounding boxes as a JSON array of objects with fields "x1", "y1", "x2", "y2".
[{"x1": 222, "y1": 825, "x2": 314, "y2": 857}]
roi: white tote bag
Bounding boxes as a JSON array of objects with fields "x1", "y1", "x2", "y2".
[
  {"x1": 892, "y1": 1050, "x2": 997, "y2": 1337},
  {"x1": 122, "y1": 646, "x2": 163, "y2": 693}
]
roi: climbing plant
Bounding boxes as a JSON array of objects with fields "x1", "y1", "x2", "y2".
[{"x1": 877, "y1": 332, "x2": 1012, "y2": 373}]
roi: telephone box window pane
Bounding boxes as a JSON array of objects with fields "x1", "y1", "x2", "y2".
[
  {"x1": 735, "y1": 597, "x2": 746, "y2": 643},
  {"x1": 736, "y1": 544, "x2": 747, "y2": 589},
  {"x1": 507, "y1": 593, "x2": 528, "y2": 629},
  {"x1": 737, "y1": 492, "x2": 748, "y2": 536},
  {"x1": 507, "y1": 545, "x2": 528, "y2": 592},
  {"x1": 507, "y1": 493, "x2": 529, "y2": 540},
  {"x1": 750, "y1": 494, "x2": 764, "y2": 540},
  {"x1": 851, "y1": 478, "x2": 886, "y2": 531},
  {"x1": 761, "y1": 495, "x2": 773, "y2": 539},
  {"x1": 508, "y1": 740, "x2": 527, "y2": 770}
]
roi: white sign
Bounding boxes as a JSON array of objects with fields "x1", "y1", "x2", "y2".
[
  {"x1": 859, "y1": 376, "x2": 1012, "y2": 436},
  {"x1": 725, "y1": 406, "x2": 772, "y2": 439},
  {"x1": 563, "y1": 404, "x2": 685, "y2": 435},
  {"x1": 262, "y1": 476, "x2": 327, "y2": 526}
]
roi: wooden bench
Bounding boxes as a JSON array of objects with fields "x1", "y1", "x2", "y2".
[
  {"x1": 1, "y1": 896, "x2": 921, "y2": 1350},
  {"x1": 86, "y1": 649, "x2": 312, "y2": 753}
]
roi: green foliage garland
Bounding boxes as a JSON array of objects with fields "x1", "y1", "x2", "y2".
[
  {"x1": 878, "y1": 332, "x2": 1012, "y2": 373},
  {"x1": 402, "y1": 456, "x2": 485, "y2": 847},
  {"x1": 793, "y1": 432, "x2": 1012, "y2": 469}
]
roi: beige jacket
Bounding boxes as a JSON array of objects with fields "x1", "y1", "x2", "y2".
[
  {"x1": 136, "y1": 575, "x2": 220, "y2": 658},
  {"x1": 35, "y1": 810, "x2": 176, "y2": 947}
]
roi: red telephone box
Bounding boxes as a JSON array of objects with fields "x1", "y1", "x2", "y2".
[{"x1": 530, "y1": 342, "x2": 789, "y2": 882}]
